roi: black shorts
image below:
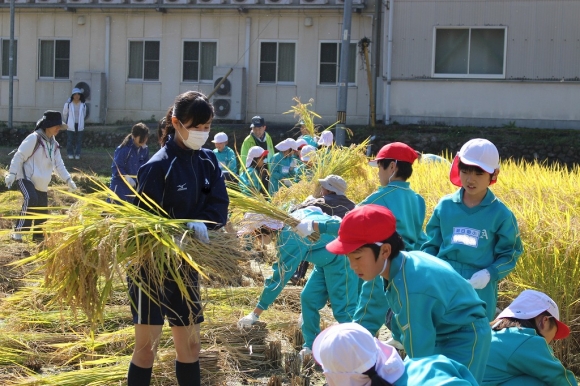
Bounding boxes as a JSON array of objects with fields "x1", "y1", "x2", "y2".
[{"x1": 128, "y1": 265, "x2": 203, "y2": 327}]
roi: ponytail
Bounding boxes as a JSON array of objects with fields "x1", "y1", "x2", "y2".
[{"x1": 363, "y1": 366, "x2": 393, "y2": 386}]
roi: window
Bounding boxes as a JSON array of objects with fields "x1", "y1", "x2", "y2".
[
  {"x1": 319, "y1": 42, "x2": 357, "y2": 85},
  {"x1": 183, "y1": 41, "x2": 217, "y2": 82},
  {"x1": 1, "y1": 39, "x2": 17, "y2": 77},
  {"x1": 433, "y1": 27, "x2": 507, "y2": 78},
  {"x1": 259, "y1": 42, "x2": 295, "y2": 83},
  {"x1": 128, "y1": 41, "x2": 160, "y2": 81},
  {"x1": 39, "y1": 40, "x2": 69, "y2": 79}
]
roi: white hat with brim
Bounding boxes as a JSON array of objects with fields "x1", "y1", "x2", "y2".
[
  {"x1": 275, "y1": 138, "x2": 298, "y2": 152},
  {"x1": 318, "y1": 131, "x2": 334, "y2": 147},
  {"x1": 449, "y1": 138, "x2": 500, "y2": 187},
  {"x1": 313, "y1": 323, "x2": 405, "y2": 386},
  {"x1": 246, "y1": 146, "x2": 268, "y2": 168},
  {"x1": 319, "y1": 175, "x2": 347, "y2": 196},
  {"x1": 496, "y1": 289, "x2": 570, "y2": 340},
  {"x1": 212, "y1": 132, "x2": 228, "y2": 143},
  {"x1": 300, "y1": 145, "x2": 317, "y2": 162}
]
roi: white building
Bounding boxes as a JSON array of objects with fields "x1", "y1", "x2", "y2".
[{"x1": 0, "y1": 0, "x2": 579, "y2": 128}]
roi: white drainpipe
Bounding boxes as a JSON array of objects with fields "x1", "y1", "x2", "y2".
[{"x1": 383, "y1": 0, "x2": 394, "y2": 123}]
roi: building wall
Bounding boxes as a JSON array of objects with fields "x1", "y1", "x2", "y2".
[{"x1": 0, "y1": 7, "x2": 374, "y2": 126}]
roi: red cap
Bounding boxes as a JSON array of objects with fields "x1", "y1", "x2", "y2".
[
  {"x1": 326, "y1": 204, "x2": 397, "y2": 255},
  {"x1": 369, "y1": 142, "x2": 418, "y2": 166}
]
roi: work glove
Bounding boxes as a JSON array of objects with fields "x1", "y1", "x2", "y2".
[
  {"x1": 67, "y1": 178, "x2": 77, "y2": 192},
  {"x1": 237, "y1": 312, "x2": 259, "y2": 328},
  {"x1": 125, "y1": 176, "x2": 136, "y2": 188},
  {"x1": 294, "y1": 219, "x2": 314, "y2": 238},
  {"x1": 5, "y1": 173, "x2": 16, "y2": 189},
  {"x1": 468, "y1": 269, "x2": 490, "y2": 289},
  {"x1": 187, "y1": 222, "x2": 209, "y2": 244}
]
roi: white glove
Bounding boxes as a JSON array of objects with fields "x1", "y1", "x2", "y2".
[
  {"x1": 468, "y1": 269, "x2": 491, "y2": 289},
  {"x1": 5, "y1": 173, "x2": 16, "y2": 189},
  {"x1": 125, "y1": 176, "x2": 136, "y2": 188},
  {"x1": 295, "y1": 219, "x2": 314, "y2": 238},
  {"x1": 237, "y1": 312, "x2": 259, "y2": 328},
  {"x1": 67, "y1": 178, "x2": 77, "y2": 192},
  {"x1": 187, "y1": 222, "x2": 209, "y2": 244}
]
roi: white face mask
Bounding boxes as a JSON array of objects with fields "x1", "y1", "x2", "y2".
[{"x1": 177, "y1": 121, "x2": 209, "y2": 150}]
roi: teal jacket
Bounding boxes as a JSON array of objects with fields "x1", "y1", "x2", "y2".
[
  {"x1": 213, "y1": 146, "x2": 237, "y2": 174},
  {"x1": 483, "y1": 327, "x2": 577, "y2": 386},
  {"x1": 422, "y1": 188, "x2": 523, "y2": 320},
  {"x1": 385, "y1": 251, "x2": 488, "y2": 358},
  {"x1": 359, "y1": 181, "x2": 427, "y2": 250},
  {"x1": 238, "y1": 166, "x2": 263, "y2": 195},
  {"x1": 298, "y1": 134, "x2": 318, "y2": 148},
  {"x1": 268, "y1": 152, "x2": 295, "y2": 195},
  {"x1": 397, "y1": 355, "x2": 478, "y2": 385}
]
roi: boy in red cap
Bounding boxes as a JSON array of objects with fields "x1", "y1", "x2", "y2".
[
  {"x1": 483, "y1": 290, "x2": 576, "y2": 385},
  {"x1": 422, "y1": 138, "x2": 523, "y2": 321},
  {"x1": 325, "y1": 204, "x2": 491, "y2": 383}
]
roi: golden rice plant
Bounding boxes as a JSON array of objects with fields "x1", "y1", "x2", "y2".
[
  {"x1": 283, "y1": 97, "x2": 322, "y2": 138},
  {"x1": 4, "y1": 175, "x2": 247, "y2": 329}
]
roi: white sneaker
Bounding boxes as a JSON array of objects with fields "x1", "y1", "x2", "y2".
[
  {"x1": 75, "y1": 155, "x2": 80, "y2": 160},
  {"x1": 11, "y1": 233, "x2": 22, "y2": 242},
  {"x1": 68, "y1": 155, "x2": 73, "y2": 159},
  {"x1": 299, "y1": 347, "x2": 312, "y2": 361},
  {"x1": 237, "y1": 312, "x2": 259, "y2": 328}
]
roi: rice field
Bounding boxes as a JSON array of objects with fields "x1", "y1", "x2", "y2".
[{"x1": 0, "y1": 143, "x2": 579, "y2": 384}]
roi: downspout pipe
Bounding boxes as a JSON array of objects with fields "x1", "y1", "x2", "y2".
[
  {"x1": 245, "y1": 17, "x2": 251, "y2": 122},
  {"x1": 383, "y1": 0, "x2": 394, "y2": 123},
  {"x1": 104, "y1": 16, "x2": 111, "y2": 124}
]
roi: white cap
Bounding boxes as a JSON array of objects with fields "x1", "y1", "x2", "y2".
[
  {"x1": 313, "y1": 323, "x2": 405, "y2": 386},
  {"x1": 295, "y1": 138, "x2": 308, "y2": 149},
  {"x1": 300, "y1": 145, "x2": 317, "y2": 162},
  {"x1": 275, "y1": 138, "x2": 298, "y2": 152},
  {"x1": 236, "y1": 213, "x2": 284, "y2": 236},
  {"x1": 246, "y1": 146, "x2": 269, "y2": 168},
  {"x1": 71, "y1": 87, "x2": 84, "y2": 95},
  {"x1": 212, "y1": 132, "x2": 228, "y2": 143},
  {"x1": 319, "y1": 175, "x2": 347, "y2": 196},
  {"x1": 497, "y1": 289, "x2": 570, "y2": 340},
  {"x1": 318, "y1": 131, "x2": 334, "y2": 147},
  {"x1": 449, "y1": 138, "x2": 500, "y2": 186}
]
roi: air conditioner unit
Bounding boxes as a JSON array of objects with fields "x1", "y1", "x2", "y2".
[
  {"x1": 212, "y1": 67, "x2": 246, "y2": 121},
  {"x1": 130, "y1": 0, "x2": 156, "y2": 3},
  {"x1": 66, "y1": 0, "x2": 93, "y2": 4},
  {"x1": 98, "y1": 0, "x2": 126, "y2": 4},
  {"x1": 72, "y1": 71, "x2": 107, "y2": 124},
  {"x1": 230, "y1": 0, "x2": 258, "y2": 4},
  {"x1": 264, "y1": 0, "x2": 291, "y2": 4},
  {"x1": 35, "y1": 0, "x2": 62, "y2": 3},
  {"x1": 300, "y1": 0, "x2": 327, "y2": 4},
  {"x1": 197, "y1": 0, "x2": 224, "y2": 4},
  {"x1": 163, "y1": 0, "x2": 191, "y2": 3}
]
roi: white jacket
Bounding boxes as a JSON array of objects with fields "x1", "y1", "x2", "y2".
[
  {"x1": 8, "y1": 130, "x2": 72, "y2": 192},
  {"x1": 63, "y1": 101, "x2": 87, "y2": 131}
]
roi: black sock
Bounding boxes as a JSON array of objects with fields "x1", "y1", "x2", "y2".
[
  {"x1": 127, "y1": 362, "x2": 152, "y2": 386},
  {"x1": 175, "y1": 360, "x2": 200, "y2": 386}
]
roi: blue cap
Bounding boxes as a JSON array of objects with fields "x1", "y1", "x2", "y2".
[{"x1": 251, "y1": 116, "x2": 265, "y2": 127}]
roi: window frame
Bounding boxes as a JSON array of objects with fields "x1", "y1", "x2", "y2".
[
  {"x1": 38, "y1": 39, "x2": 70, "y2": 80},
  {"x1": 258, "y1": 40, "x2": 296, "y2": 85},
  {"x1": 127, "y1": 39, "x2": 161, "y2": 82},
  {"x1": 1, "y1": 38, "x2": 17, "y2": 78},
  {"x1": 431, "y1": 26, "x2": 508, "y2": 79},
  {"x1": 182, "y1": 40, "x2": 218, "y2": 83},
  {"x1": 318, "y1": 40, "x2": 357, "y2": 86}
]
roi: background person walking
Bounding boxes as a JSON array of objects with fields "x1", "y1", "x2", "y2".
[{"x1": 63, "y1": 87, "x2": 87, "y2": 160}]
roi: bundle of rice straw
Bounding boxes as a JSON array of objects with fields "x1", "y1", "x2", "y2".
[
  {"x1": 226, "y1": 187, "x2": 320, "y2": 242},
  {"x1": 8, "y1": 176, "x2": 248, "y2": 328},
  {"x1": 283, "y1": 97, "x2": 326, "y2": 138},
  {"x1": 271, "y1": 138, "x2": 373, "y2": 207}
]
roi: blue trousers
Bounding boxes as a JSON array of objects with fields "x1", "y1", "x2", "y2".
[{"x1": 67, "y1": 127, "x2": 84, "y2": 157}]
